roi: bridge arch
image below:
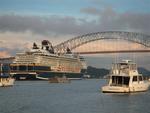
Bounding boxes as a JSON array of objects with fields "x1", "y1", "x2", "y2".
[{"x1": 54, "y1": 31, "x2": 150, "y2": 53}]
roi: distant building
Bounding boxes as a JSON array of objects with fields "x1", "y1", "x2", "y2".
[{"x1": 0, "y1": 57, "x2": 15, "y2": 64}]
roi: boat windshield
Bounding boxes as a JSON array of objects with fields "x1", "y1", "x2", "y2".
[
  {"x1": 133, "y1": 76, "x2": 143, "y2": 82},
  {"x1": 110, "y1": 76, "x2": 130, "y2": 86}
]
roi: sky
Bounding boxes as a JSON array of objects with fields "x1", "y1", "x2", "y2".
[{"x1": 0, "y1": 0, "x2": 150, "y2": 67}]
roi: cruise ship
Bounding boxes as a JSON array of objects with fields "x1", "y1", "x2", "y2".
[{"x1": 10, "y1": 40, "x2": 86, "y2": 80}]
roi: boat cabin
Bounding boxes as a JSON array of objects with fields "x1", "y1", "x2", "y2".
[
  {"x1": 102, "y1": 60, "x2": 150, "y2": 93},
  {"x1": 110, "y1": 75, "x2": 130, "y2": 86},
  {"x1": 109, "y1": 75, "x2": 144, "y2": 87},
  {"x1": 111, "y1": 60, "x2": 138, "y2": 75},
  {"x1": 109, "y1": 60, "x2": 143, "y2": 87}
]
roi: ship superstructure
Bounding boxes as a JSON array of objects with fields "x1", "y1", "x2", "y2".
[{"x1": 10, "y1": 40, "x2": 86, "y2": 80}]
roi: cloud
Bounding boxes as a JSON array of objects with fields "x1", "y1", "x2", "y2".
[
  {"x1": 0, "y1": 31, "x2": 76, "y2": 56},
  {"x1": 0, "y1": 14, "x2": 96, "y2": 36},
  {"x1": 80, "y1": 7, "x2": 100, "y2": 15},
  {"x1": 80, "y1": 7, "x2": 150, "y2": 34},
  {"x1": 0, "y1": 9, "x2": 150, "y2": 36},
  {"x1": 0, "y1": 51, "x2": 11, "y2": 58},
  {"x1": 0, "y1": 7, "x2": 150, "y2": 57},
  {"x1": 74, "y1": 40, "x2": 148, "y2": 53},
  {"x1": 103, "y1": 9, "x2": 150, "y2": 34}
]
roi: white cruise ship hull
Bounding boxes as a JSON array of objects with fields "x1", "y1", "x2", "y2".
[{"x1": 11, "y1": 71, "x2": 83, "y2": 80}]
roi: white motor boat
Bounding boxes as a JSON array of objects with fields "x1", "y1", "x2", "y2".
[
  {"x1": 102, "y1": 60, "x2": 150, "y2": 93},
  {"x1": 0, "y1": 77, "x2": 15, "y2": 87},
  {"x1": 0, "y1": 63, "x2": 15, "y2": 87}
]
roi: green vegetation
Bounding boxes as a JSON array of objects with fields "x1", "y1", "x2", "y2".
[
  {"x1": 86, "y1": 66, "x2": 150, "y2": 78},
  {"x1": 86, "y1": 66, "x2": 109, "y2": 78}
]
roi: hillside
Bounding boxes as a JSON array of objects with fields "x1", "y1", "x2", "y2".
[
  {"x1": 86, "y1": 66, "x2": 109, "y2": 78},
  {"x1": 138, "y1": 67, "x2": 150, "y2": 76},
  {"x1": 86, "y1": 66, "x2": 150, "y2": 78}
]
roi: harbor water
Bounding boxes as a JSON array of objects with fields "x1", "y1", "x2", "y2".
[{"x1": 0, "y1": 79, "x2": 150, "y2": 113}]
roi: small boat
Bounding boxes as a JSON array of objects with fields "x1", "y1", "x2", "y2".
[
  {"x1": 49, "y1": 76, "x2": 70, "y2": 83},
  {"x1": 102, "y1": 60, "x2": 150, "y2": 93},
  {"x1": 0, "y1": 64, "x2": 15, "y2": 87},
  {"x1": 0, "y1": 77, "x2": 15, "y2": 87}
]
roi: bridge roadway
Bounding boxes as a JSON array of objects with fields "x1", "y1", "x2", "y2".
[{"x1": 75, "y1": 49, "x2": 150, "y2": 54}]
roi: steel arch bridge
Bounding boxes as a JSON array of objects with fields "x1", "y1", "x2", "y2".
[{"x1": 54, "y1": 31, "x2": 150, "y2": 53}]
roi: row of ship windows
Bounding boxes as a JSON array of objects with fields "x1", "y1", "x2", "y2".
[
  {"x1": 16, "y1": 57, "x2": 79, "y2": 64},
  {"x1": 11, "y1": 66, "x2": 51, "y2": 71},
  {"x1": 14, "y1": 62, "x2": 81, "y2": 68},
  {"x1": 1, "y1": 65, "x2": 81, "y2": 73},
  {"x1": 41, "y1": 56, "x2": 77, "y2": 62},
  {"x1": 10, "y1": 66, "x2": 80, "y2": 72},
  {"x1": 17, "y1": 56, "x2": 78, "y2": 62}
]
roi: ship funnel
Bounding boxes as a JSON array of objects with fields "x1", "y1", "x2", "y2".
[
  {"x1": 42, "y1": 40, "x2": 51, "y2": 46},
  {"x1": 66, "y1": 47, "x2": 72, "y2": 54},
  {"x1": 41, "y1": 40, "x2": 54, "y2": 53},
  {"x1": 32, "y1": 42, "x2": 39, "y2": 49}
]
